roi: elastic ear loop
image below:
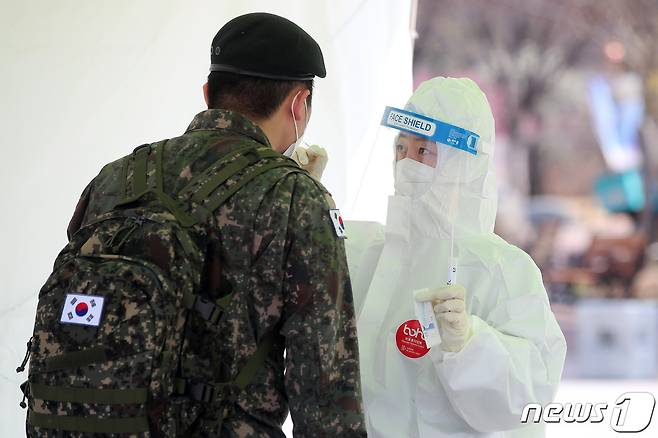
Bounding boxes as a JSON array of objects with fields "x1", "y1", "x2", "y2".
[
  {"x1": 290, "y1": 91, "x2": 310, "y2": 142},
  {"x1": 291, "y1": 91, "x2": 300, "y2": 139}
]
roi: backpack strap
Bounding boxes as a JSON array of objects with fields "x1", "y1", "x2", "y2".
[
  {"x1": 177, "y1": 146, "x2": 302, "y2": 222},
  {"x1": 117, "y1": 142, "x2": 303, "y2": 228},
  {"x1": 28, "y1": 411, "x2": 149, "y2": 434},
  {"x1": 174, "y1": 329, "x2": 278, "y2": 404},
  {"x1": 132, "y1": 144, "x2": 150, "y2": 195},
  {"x1": 115, "y1": 141, "x2": 198, "y2": 227},
  {"x1": 233, "y1": 331, "x2": 277, "y2": 391},
  {"x1": 29, "y1": 383, "x2": 148, "y2": 405},
  {"x1": 26, "y1": 382, "x2": 149, "y2": 433},
  {"x1": 178, "y1": 146, "x2": 277, "y2": 201},
  {"x1": 197, "y1": 159, "x2": 306, "y2": 219},
  {"x1": 125, "y1": 141, "x2": 167, "y2": 196}
]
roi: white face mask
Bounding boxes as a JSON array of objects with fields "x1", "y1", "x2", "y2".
[
  {"x1": 283, "y1": 142, "x2": 296, "y2": 157},
  {"x1": 394, "y1": 158, "x2": 436, "y2": 198},
  {"x1": 284, "y1": 91, "x2": 309, "y2": 157}
]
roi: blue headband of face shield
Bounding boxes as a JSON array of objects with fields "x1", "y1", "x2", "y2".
[{"x1": 380, "y1": 106, "x2": 479, "y2": 156}]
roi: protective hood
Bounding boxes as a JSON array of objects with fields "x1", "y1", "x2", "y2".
[{"x1": 399, "y1": 76, "x2": 497, "y2": 238}]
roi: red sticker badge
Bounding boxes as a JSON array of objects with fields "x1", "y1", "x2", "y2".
[{"x1": 395, "y1": 319, "x2": 431, "y2": 359}]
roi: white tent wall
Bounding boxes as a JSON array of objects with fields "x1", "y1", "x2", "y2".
[{"x1": 0, "y1": 0, "x2": 413, "y2": 435}]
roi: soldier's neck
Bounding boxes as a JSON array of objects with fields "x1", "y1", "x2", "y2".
[{"x1": 256, "y1": 115, "x2": 289, "y2": 154}]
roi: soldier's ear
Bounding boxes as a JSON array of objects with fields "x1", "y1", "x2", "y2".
[
  {"x1": 203, "y1": 82, "x2": 210, "y2": 108},
  {"x1": 290, "y1": 87, "x2": 310, "y2": 123}
]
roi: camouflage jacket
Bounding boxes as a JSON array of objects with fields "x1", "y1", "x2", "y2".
[{"x1": 67, "y1": 109, "x2": 366, "y2": 437}]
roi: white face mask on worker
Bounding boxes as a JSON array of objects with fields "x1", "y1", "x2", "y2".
[
  {"x1": 284, "y1": 91, "x2": 309, "y2": 157},
  {"x1": 394, "y1": 158, "x2": 436, "y2": 198}
]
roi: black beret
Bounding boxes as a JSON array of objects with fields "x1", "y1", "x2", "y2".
[{"x1": 210, "y1": 12, "x2": 326, "y2": 81}]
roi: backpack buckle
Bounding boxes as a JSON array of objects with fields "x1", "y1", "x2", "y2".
[
  {"x1": 189, "y1": 382, "x2": 215, "y2": 403},
  {"x1": 187, "y1": 382, "x2": 237, "y2": 404},
  {"x1": 183, "y1": 291, "x2": 233, "y2": 325},
  {"x1": 192, "y1": 296, "x2": 222, "y2": 325}
]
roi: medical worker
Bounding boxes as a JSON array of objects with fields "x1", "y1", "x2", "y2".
[{"x1": 344, "y1": 77, "x2": 567, "y2": 437}]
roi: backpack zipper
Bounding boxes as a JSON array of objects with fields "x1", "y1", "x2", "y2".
[
  {"x1": 106, "y1": 217, "x2": 146, "y2": 252},
  {"x1": 15, "y1": 336, "x2": 33, "y2": 373}
]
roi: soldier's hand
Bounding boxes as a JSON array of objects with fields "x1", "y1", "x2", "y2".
[{"x1": 291, "y1": 144, "x2": 328, "y2": 180}]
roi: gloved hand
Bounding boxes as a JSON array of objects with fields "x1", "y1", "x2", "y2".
[
  {"x1": 415, "y1": 284, "x2": 472, "y2": 352},
  {"x1": 291, "y1": 144, "x2": 328, "y2": 180}
]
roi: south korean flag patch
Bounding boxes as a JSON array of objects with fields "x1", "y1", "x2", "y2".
[
  {"x1": 60, "y1": 293, "x2": 105, "y2": 327},
  {"x1": 329, "y1": 209, "x2": 346, "y2": 239}
]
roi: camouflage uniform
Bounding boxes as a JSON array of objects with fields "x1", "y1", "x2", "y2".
[{"x1": 66, "y1": 109, "x2": 366, "y2": 437}]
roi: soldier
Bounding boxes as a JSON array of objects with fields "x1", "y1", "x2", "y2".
[{"x1": 65, "y1": 12, "x2": 366, "y2": 437}]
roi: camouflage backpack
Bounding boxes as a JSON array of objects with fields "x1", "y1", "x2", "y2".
[{"x1": 16, "y1": 141, "x2": 304, "y2": 436}]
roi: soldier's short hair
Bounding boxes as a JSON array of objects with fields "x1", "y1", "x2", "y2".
[{"x1": 207, "y1": 71, "x2": 313, "y2": 120}]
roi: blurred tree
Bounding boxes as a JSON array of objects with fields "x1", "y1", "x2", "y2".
[
  {"x1": 600, "y1": 0, "x2": 658, "y2": 95},
  {"x1": 596, "y1": 0, "x2": 658, "y2": 238},
  {"x1": 415, "y1": 0, "x2": 602, "y2": 194},
  {"x1": 414, "y1": 0, "x2": 658, "y2": 201}
]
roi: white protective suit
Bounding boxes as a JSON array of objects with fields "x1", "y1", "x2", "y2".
[{"x1": 347, "y1": 77, "x2": 567, "y2": 437}]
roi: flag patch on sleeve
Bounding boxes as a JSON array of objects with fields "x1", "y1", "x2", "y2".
[
  {"x1": 60, "y1": 293, "x2": 105, "y2": 327},
  {"x1": 329, "y1": 209, "x2": 346, "y2": 239}
]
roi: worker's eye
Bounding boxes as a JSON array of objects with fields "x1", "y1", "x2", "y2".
[{"x1": 419, "y1": 147, "x2": 429, "y2": 156}]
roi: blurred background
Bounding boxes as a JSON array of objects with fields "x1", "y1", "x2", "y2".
[
  {"x1": 413, "y1": 0, "x2": 658, "y2": 435},
  {"x1": 2, "y1": 0, "x2": 658, "y2": 436}
]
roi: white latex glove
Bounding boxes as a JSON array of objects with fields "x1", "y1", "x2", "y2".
[
  {"x1": 291, "y1": 144, "x2": 328, "y2": 180},
  {"x1": 415, "y1": 284, "x2": 472, "y2": 352}
]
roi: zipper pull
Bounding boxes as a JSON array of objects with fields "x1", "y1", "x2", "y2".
[
  {"x1": 108, "y1": 217, "x2": 145, "y2": 252},
  {"x1": 16, "y1": 337, "x2": 33, "y2": 373},
  {"x1": 19, "y1": 381, "x2": 29, "y2": 409}
]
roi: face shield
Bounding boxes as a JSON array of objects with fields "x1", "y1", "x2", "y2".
[
  {"x1": 350, "y1": 102, "x2": 490, "y2": 286},
  {"x1": 385, "y1": 104, "x2": 479, "y2": 196},
  {"x1": 354, "y1": 105, "x2": 480, "y2": 217}
]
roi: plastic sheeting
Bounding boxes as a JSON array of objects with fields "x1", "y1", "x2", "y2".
[{"x1": 0, "y1": 1, "x2": 413, "y2": 436}]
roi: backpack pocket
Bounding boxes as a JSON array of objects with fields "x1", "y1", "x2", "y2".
[{"x1": 26, "y1": 255, "x2": 180, "y2": 437}]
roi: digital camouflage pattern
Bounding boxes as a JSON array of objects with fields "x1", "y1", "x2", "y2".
[
  {"x1": 26, "y1": 206, "x2": 202, "y2": 437},
  {"x1": 24, "y1": 109, "x2": 365, "y2": 437}
]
